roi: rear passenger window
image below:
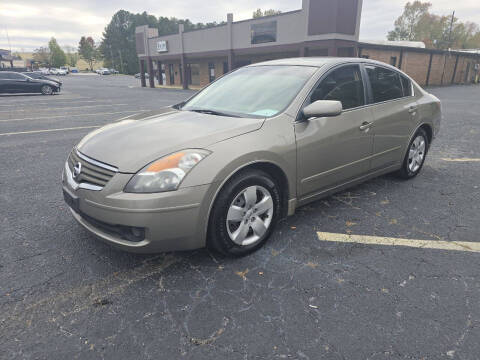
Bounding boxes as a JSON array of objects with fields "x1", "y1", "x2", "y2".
[
  {"x1": 310, "y1": 65, "x2": 365, "y2": 110},
  {"x1": 366, "y1": 66, "x2": 403, "y2": 103},
  {"x1": 401, "y1": 75, "x2": 412, "y2": 96}
]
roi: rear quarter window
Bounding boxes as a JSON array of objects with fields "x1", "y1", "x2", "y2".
[{"x1": 401, "y1": 75, "x2": 412, "y2": 97}]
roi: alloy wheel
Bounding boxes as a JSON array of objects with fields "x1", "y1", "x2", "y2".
[
  {"x1": 42, "y1": 85, "x2": 53, "y2": 95},
  {"x1": 226, "y1": 185, "x2": 274, "y2": 246},
  {"x1": 408, "y1": 135, "x2": 426, "y2": 173}
]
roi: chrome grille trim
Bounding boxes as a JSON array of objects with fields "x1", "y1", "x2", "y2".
[
  {"x1": 67, "y1": 148, "x2": 118, "y2": 190},
  {"x1": 76, "y1": 150, "x2": 118, "y2": 172}
]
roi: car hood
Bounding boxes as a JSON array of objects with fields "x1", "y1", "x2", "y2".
[{"x1": 76, "y1": 108, "x2": 264, "y2": 173}]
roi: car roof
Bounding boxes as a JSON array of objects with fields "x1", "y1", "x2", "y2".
[{"x1": 249, "y1": 57, "x2": 399, "y2": 69}]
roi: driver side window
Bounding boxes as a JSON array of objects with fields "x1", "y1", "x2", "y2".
[{"x1": 310, "y1": 65, "x2": 365, "y2": 110}]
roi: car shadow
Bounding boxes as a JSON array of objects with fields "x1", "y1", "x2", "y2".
[{"x1": 0, "y1": 93, "x2": 61, "y2": 97}]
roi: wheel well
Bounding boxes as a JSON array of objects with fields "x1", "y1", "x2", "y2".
[
  {"x1": 420, "y1": 124, "x2": 433, "y2": 145},
  {"x1": 233, "y1": 162, "x2": 290, "y2": 219}
]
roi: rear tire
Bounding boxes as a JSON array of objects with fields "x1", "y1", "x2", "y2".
[
  {"x1": 41, "y1": 85, "x2": 53, "y2": 95},
  {"x1": 396, "y1": 128, "x2": 429, "y2": 179},
  {"x1": 207, "y1": 169, "x2": 281, "y2": 257}
]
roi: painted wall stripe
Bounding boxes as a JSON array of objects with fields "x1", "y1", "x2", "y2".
[{"x1": 317, "y1": 232, "x2": 480, "y2": 253}]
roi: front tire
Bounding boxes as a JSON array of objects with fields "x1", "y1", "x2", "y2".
[
  {"x1": 207, "y1": 169, "x2": 281, "y2": 257},
  {"x1": 396, "y1": 128, "x2": 429, "y2": 179},
  {"x1": 41, "y1": 85, "x2": 53, "y2": 95}
]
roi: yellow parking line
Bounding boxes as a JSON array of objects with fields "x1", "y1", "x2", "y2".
[
  {"x1": 441, "y1": 158, "x2": 480, "y2": 162},
  {"x1": 0, "y1": 125, "x2": 101, "y2": 136},
  {"x1": 317, "y1": 232, "x2": 480, "y2": 253}
]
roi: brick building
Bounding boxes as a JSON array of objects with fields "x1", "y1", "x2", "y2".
[{"x1": 135, "y1": 0, "x2": 480, "y2": 89}]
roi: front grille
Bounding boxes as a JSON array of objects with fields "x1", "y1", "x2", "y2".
[{"x1": 68, "y1": 149, "x2": 117, "y2": 188}]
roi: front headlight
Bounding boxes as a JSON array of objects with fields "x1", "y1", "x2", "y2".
[{"x1": 124, "y1": 149, "x2": 210, "y2": 193}]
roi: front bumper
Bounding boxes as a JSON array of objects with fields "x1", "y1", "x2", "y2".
[{"x1": 62, "y1": 164, "x2": 213, "y2": 253}]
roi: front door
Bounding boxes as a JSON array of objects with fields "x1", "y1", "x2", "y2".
[
  {"x1": 295, "y1": 64, "x2": 374, "y2": 200},
  {"x1": 9, "y1": 73, "x2": 34, "y2": 93}
]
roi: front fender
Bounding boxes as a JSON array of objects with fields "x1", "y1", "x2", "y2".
[{"x1": 179, "y1": 115, "x2": 298, "y2": 245}]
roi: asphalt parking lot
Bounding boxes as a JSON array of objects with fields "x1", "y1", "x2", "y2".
[{"x1": 1, "y1": 74, "x2": 480, "y2": 359}]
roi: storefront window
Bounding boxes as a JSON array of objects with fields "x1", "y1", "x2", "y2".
[{"x1": 251, "y1": 21, "x2": 277, "y2": 44}]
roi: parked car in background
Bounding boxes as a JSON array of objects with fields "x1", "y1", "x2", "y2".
[
  {"x1": 49, "y1": 68, "x2": 67, "y2": 76},
  {"x1": 96, "y1": 68, "x2": 111, "y2": 75},
  {"x1": 0, "y1": 71, "x2": 61, "y2": 95},
  {"x1": 60, "y1": 66, "x2": 70, "y2": 74},
  {"x1": 109, "y1": 69, "x2": 119, "y2": 74},
  {"x1": 22, "y1": 71, "x2": 62, "y2": 86},
  {"x1": 134, "y1": 72, "x2": 149, "y2": 79},
  {"x1": 70, "y1": 67, "x2": 79, "y2": 73},
  {"x1": 62, "y1": 58, "x2": 441, "y2": 256}
]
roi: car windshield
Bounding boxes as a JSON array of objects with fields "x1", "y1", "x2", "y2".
[{"x1": 181, "y1": 65, "x2": 317, "y2": 118}]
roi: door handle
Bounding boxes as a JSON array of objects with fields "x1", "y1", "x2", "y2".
[
  {"x1": 359, "y1": 121, "x2": 373, "y2": 131},
  {"x1": 408, "y1": 106, "x2": 418, "y2": 114}
]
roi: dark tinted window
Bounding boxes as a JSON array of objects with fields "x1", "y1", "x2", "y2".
[
  {"x1": 251, "y1": 21, "x2": 277, "y2": 44},
  {"x1": 310, "y1": 65, "x2": 365, "y2": 110},
  {"x1": 24, "y1": 72, "x2": 41, "y2": 79},
  {"x1": 401, "y1": 75, "x2": 412, "y2": 96},
  {"x1": 366, "y1": 66, "x2": 403, "y2": 103}
]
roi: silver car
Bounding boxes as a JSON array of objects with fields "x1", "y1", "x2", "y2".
[{"x1": 62, "y1": 58, "x2": 441, "y2": 256}]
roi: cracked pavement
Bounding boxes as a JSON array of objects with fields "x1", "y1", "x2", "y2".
[{"x1": 1, "y1": 75, "x2": 479, "y2": 359}]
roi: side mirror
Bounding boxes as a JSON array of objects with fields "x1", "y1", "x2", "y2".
[{"x1": 302, "y1": 100, "x2": 343, "y2": 119}]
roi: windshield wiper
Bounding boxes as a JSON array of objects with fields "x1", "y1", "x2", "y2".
[{"x1": 187, "y1": 108, "x2": 241, "y2": 118}]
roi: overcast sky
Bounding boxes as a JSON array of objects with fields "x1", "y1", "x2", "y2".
[{"x1": 1, "y1": 0, "x2": 479, "y2": 52}]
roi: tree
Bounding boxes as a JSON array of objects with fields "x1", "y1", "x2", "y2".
[
  {"x1": 252, "y1": 9, "x2": 282, "y2": 18},
  {"x1": 33, "y1": 46, "x2": 50, "y2": 67},
  {"x1": 49, "y1": 37, "x2": 67, "y2": 67},
  {"x1": 99, "y1": 10, "x2": 225, "y2": 75},
  {"x1": 388, "y1": 2, "x2": 480, "y2": 49},
  {"x1": 78, "y1": 36, "x2": 99, "y2": 71},
  {"x1": 388, "y1": 1, "x2": 431, "y2": 41},
  {"x1": 64, "y1": 45, "x2": 79, "y2": 67}
]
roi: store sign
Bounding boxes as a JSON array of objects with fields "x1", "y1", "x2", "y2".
[{"x1": 157, "y1": 40, "x2": 168, "y2": 53}]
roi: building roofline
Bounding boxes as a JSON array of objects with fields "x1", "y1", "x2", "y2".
[
  {"x1": 183, "y1": 22, "x2": 228, "y2": 34},
  {"x1": 232, "y1": 9, "x2": 303, "y2": 25},
  {"x1": 358, "y1": 42, "x2": 480, "y2": 57}
]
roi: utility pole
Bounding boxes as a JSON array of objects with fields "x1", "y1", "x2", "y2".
[
  {"x1": 5, "y1": 27, "x2": 12, "y2": 53},
  {"x1": 447, "y1": 10, "x2": 455, "y2": 50},
  {"x1": 441, "y1": 10, "x2": 455, "y2": 85}
]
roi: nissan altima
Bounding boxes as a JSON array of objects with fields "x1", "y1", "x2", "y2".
[{"x1": 62, "y1": 58, "x2": 441, "y2": 256}]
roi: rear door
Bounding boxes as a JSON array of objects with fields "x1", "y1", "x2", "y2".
[
  {"x1": 0, "y1": 72, "x2": 9, "y2": 92},
  {"x1": 295, "y1": 64, "x2": 374, "y2": 199},
  {"x1": 0, "y1": 72, "x2": 17, "y2": 92},
  {"x1": 364, "y1": 65, "x2": 419, "y2": 170}
]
